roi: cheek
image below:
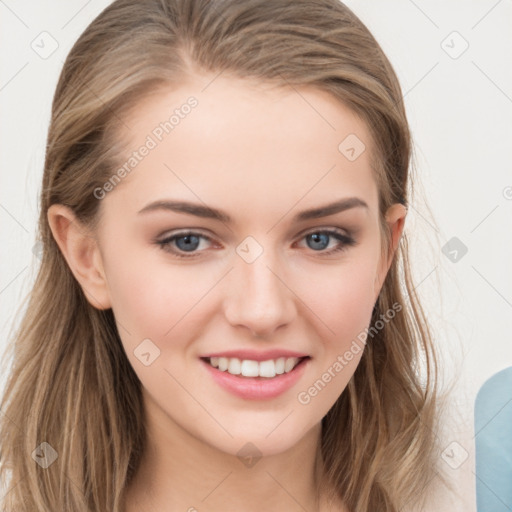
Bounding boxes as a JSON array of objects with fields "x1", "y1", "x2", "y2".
[
  {"x1": 300, "y1": 258, "x2": 378, "y2": 347},
  {"x1": 103, "y1": 247, "x2": 208, "y2": 345},
  {"x1": 332, "y1": 267, "x2": 375, "y2": 336},
  {"x1": 293, "y1": 260, "x2": 377, "y2": 413}
]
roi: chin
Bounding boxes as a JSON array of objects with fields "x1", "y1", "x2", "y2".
[{"x1": 202, "y1": 418, "x2": 318, "y2": 460}]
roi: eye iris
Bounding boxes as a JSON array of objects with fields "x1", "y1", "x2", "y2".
[
  {"x1": 307, "y1": 233, "x2": 329, "y2": 250},
  {"x1": 176, "y1": 234, "x2": 200, "y2": 252}
]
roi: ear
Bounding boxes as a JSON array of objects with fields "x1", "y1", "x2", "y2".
[
  {"x1": 47, "y1": 204, "x2": 111, "y2": 310},
  {"x1": 373, "y1": 203, "x2": 407, "y2": 300}
]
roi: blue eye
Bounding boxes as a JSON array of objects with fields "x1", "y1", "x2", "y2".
[
  {"x1": 157, "y1": 232, "x2": 212, "y2": 257},
  {"x1": 156, "y1": 228, "x2": 356, "y2": 258},
  {"x1": 300, "y1": 229, "x2": 356, "y2": 255}
]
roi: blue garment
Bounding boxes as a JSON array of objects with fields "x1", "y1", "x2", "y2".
[{"x1": 475, "y1": 366, "x2": 512, "y2": 511}]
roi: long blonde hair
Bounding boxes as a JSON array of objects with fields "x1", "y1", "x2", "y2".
[{"x1": 0, "y1": 0, "x2": 441, "y2": 510}]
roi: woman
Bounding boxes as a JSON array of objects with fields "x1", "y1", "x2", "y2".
[{"x1": 0, "y1": 0, "x2": 441, "y2": 510}]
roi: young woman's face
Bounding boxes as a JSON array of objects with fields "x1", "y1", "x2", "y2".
[{"x1": 93, "y1": 74, "x2": 399, "y2": 457}]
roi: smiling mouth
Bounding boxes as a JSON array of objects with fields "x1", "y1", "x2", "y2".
[{"x1": 200, "y1": 356, "x2": 310, "y2": 379}]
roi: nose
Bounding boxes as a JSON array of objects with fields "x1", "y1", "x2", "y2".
[{"x1": 223, "y1": 248, "x2": 296, "y2": 338}]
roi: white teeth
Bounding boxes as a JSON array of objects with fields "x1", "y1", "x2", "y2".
[
  {"x1": 275, "y1": 357, "x2": 285, "y2": 375},
  {"x1": 240, "y1": 360, "x2": 259, "y2": 377},
  {"x1": 218, "y1": 357, "x2": 228, "y2": 371},
  {"x1": 207, "y1": 356, "x2": 304, "y2": 378},
  {"x1": 259, "y1": 360, "x2": 276, "y2": 378},
  {"x1": 284, "y1": 357, "x2": 297, "y2": 373},
  {"x1": 228, "y1": 358, "x2": 241, "y2": 375}
]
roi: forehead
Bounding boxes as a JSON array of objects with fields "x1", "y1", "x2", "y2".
[{"x1": 105, "y1": 74, "x2": 379, "y2": 224}]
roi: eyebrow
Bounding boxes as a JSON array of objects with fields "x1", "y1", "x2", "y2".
[{"x1": 137, "y1": 197, "x2": 368, "y2": 223}]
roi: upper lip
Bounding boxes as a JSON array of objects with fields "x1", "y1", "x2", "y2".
[{"x1": 200, "y1": 349, "x2": 310, "y2": 362}]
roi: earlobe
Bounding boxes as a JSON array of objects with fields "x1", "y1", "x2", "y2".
[{"x1": 47, "y1": 204, "x2": 111, "y2": 310}]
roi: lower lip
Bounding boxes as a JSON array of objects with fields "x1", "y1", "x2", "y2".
[{"x1": 200, "y1": 357, "x2": 310, "y2": 400}]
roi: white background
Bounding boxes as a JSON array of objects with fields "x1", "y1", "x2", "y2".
[{"x1": 1, "y1": 1, "x2": 511, "y2": 510}]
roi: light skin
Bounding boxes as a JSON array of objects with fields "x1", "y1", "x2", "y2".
[{"x1": 48, "y1": 74, "x2": 406, "y2": 511}]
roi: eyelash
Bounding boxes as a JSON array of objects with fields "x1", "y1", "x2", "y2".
[{"x1": 156, "y1": 228, "x2": 357, "y2": 259}]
